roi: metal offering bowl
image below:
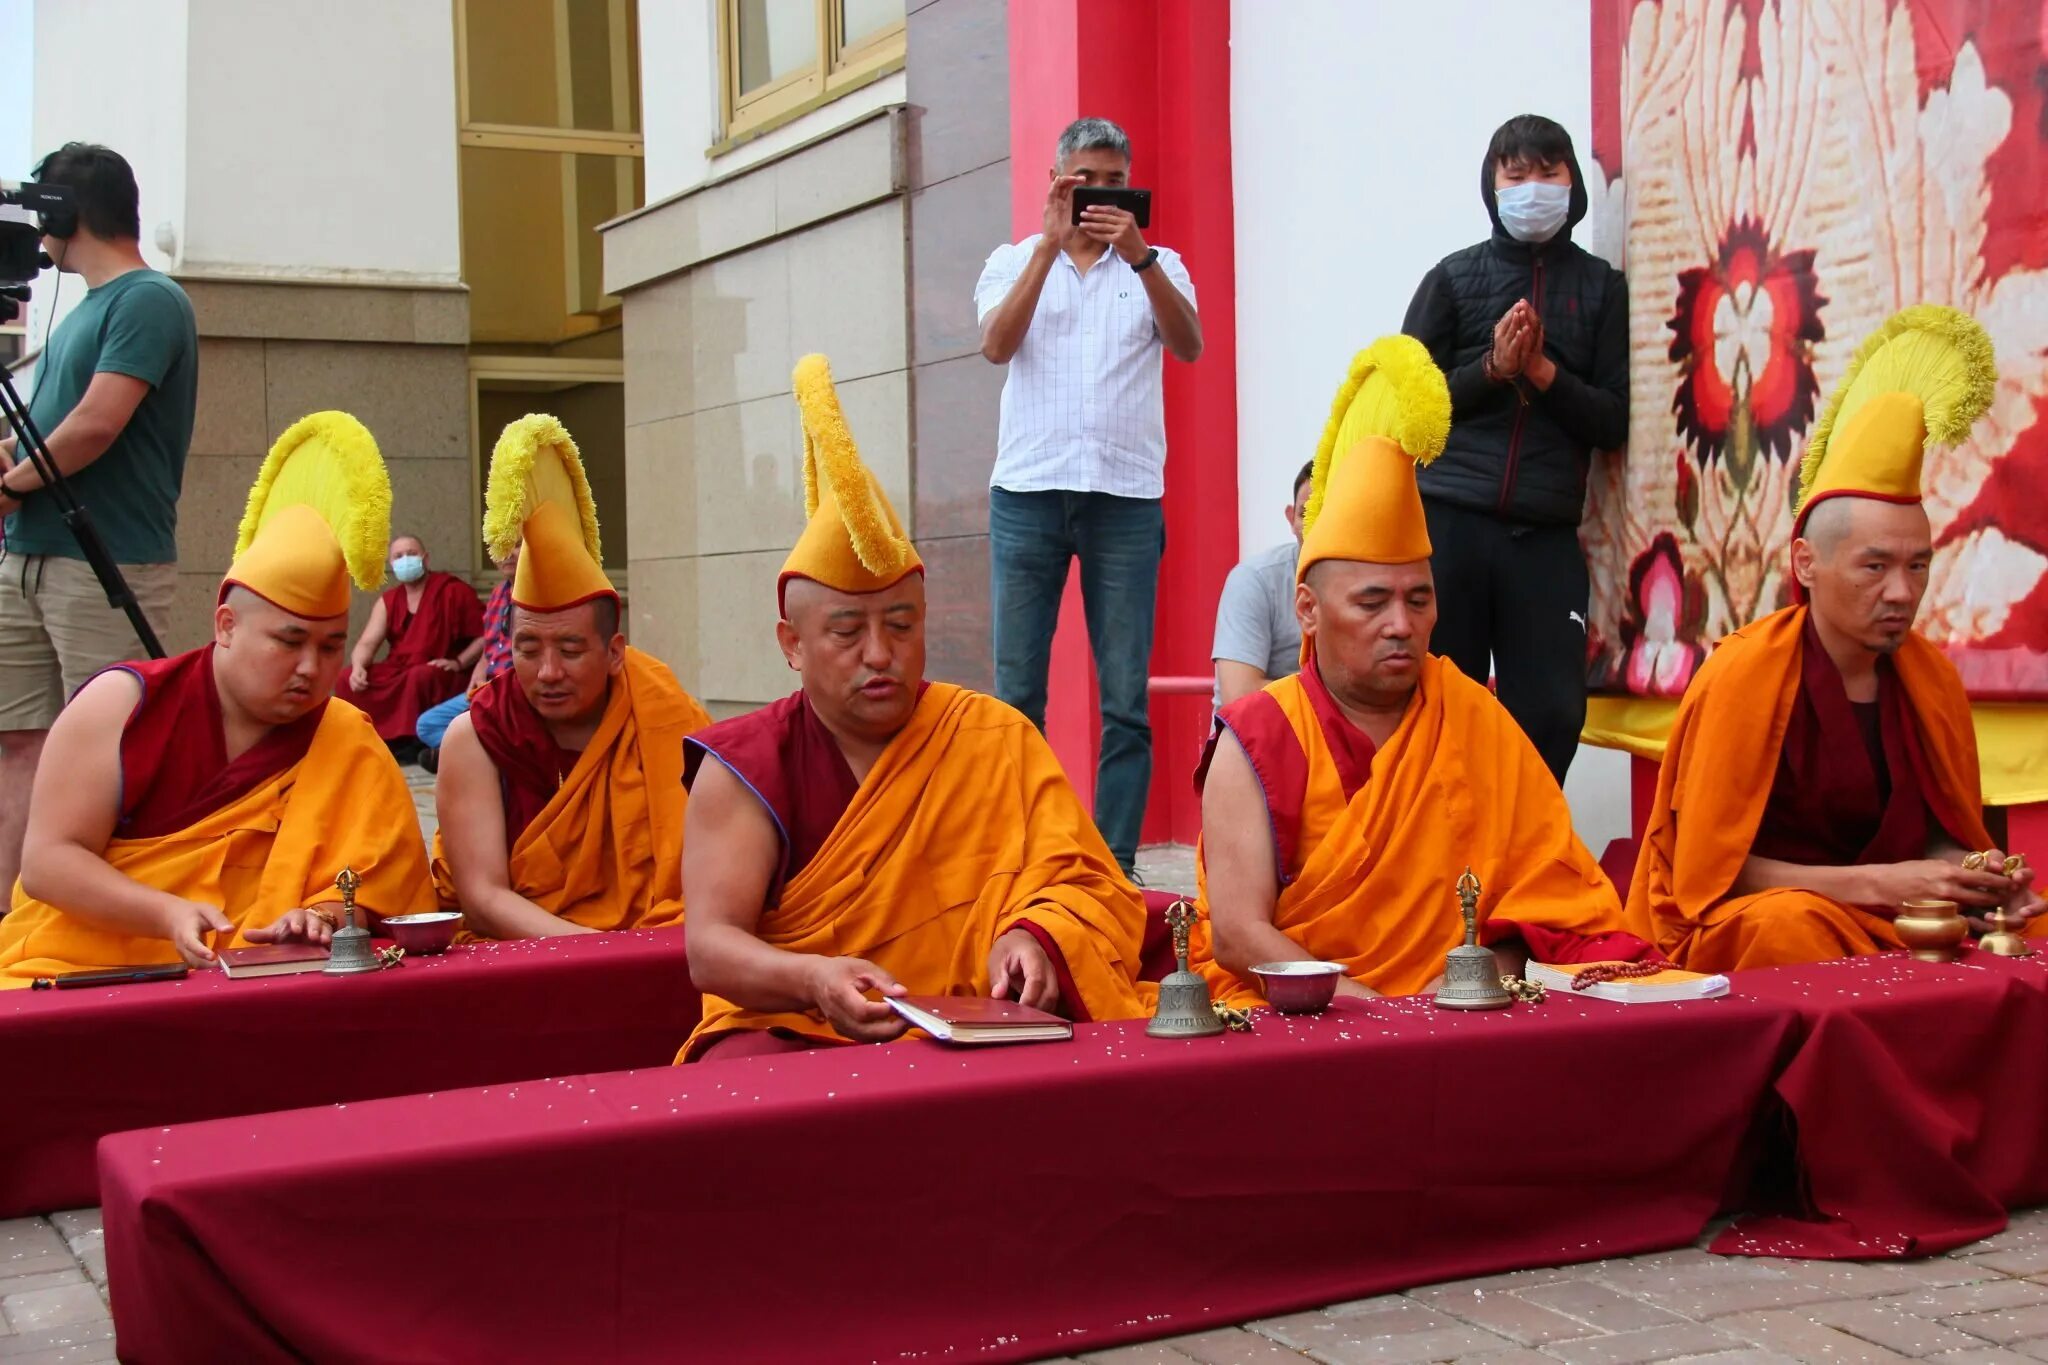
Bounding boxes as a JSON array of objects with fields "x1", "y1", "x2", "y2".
[
  {"x1": 381, "y1": 912, "x2": 463, "y2": 956},
  {"x1": 1250, "y1": 960, "x2": 1345, "y2": 1014}
]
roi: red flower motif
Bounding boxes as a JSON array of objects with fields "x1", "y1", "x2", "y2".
[
  {"x1": 1674, "y1": 452, "x2": 1699, "y2": 530},
  {"x1": 1620, "y1": 533, "x2": 1707, "y2": 695}
]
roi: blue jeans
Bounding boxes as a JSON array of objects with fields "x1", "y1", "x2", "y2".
[
  {"x1": 415, "y1": 691, "x2": 470, "y2": 749},
  {"x1": 989, "y1": 488, "x2": 1165, "y2": 871}
]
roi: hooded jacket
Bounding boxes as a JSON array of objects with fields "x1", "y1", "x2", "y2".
[{"x1": 1401, "y1": 142, "x2": 1628, "y2": 526}]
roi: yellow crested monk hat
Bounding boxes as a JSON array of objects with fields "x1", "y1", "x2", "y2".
[
  {"x1": 220, "y1": 411, "x2": 391, "y2": 620},
  {"x1": 777, "y1": 353, "x2": 922, "y2": 616},
  {"x1": 1793, "y1": 303, "x2": 1997, "y2": 539},
  {"x1": 485, "y1": 414, "x2": 615, "y2": 614},
  {"x1": 1296, "y1": 333, "x2": 1452, "y2": 585}
]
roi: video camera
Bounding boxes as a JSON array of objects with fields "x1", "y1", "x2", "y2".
[{"x1": 0, "y1": 181, "x2": 77, "y2": 321}]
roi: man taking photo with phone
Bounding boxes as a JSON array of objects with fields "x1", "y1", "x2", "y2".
[{"x1": 974, "y1": 115, "x2": 1202, "y2": 878}]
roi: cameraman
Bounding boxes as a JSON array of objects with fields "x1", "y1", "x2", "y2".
[{"x1": 0, "y1": 143, "x2": 196, "y2": 908}]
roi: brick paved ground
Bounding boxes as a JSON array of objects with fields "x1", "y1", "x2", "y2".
[{"x1": 16, "y1": 1208, "x2": 2048, "y2": 1362}]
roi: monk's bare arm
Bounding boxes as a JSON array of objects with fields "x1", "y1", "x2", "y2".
[
  {"x1": 17, "y1": 673, "x2": 234, "y2": 958},
  {"x1": 1214, "y1": 661, "x2": 1270, "y2": 707},
  {"x1": 1732, "y1": 852, "x2": 2010, "y2": 911},
  {"x1": 1201, "y1": 733, "x2": 1373, "y2": 995},
  {"x1": 435, "y1": 715, "x2": 593, "y2": 938},
  {"x1": 347, "y1": 597, "x2": 389, "y2": 686},
  {"x1": 684, "y1": 759, "x2": 908, "y2": 1039}
]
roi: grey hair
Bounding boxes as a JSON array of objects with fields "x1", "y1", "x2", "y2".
[{"x1": 1056, "y1": 117, "x2": 1131, "y2": 169}]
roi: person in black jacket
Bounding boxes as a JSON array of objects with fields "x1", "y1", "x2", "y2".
[{"x1": 1402, "y1": 114, "x2": 1627, "y2": 785}]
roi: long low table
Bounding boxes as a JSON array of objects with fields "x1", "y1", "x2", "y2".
[
  {"x1": 3, "y1": 928, "x2": 699, "y2": 1217},
  {"x1": 1715, "y1": 951, "x2": 2048, "y2": 1259},
  {"x1": 101, "y1": 990, "x2": 1795, "y2": 1364}
]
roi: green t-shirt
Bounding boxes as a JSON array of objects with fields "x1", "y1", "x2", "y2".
[{"x1": 4, "y1": 269, "x2": 198, "y2": 564}]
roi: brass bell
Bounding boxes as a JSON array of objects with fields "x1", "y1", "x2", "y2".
[
  {"x1": 1147, "y1": 899, "x2": 1225, "y2": 1039},
  {"x1": 1435, "y1": 867, "x2": 1512, "y2": 1011},
  {"x1": 1979, "y1": 906, "x2": 2034, "y2": 959},
  {"x1": 322, "y1": 866, "x2": 382, "y2": 976}
]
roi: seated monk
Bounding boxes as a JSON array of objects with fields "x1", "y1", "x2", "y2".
[
  {"x1": 1628, "y1": 306, "x2": 2040, "y2": 970},
  {"x1": 0, "y1": 412, "x2": 436, "y2": 985},
  {"x1": 335, "y1": 531, "x2": 483, "y2": 751},
  {"x1": 680, "y1": 355, "x2": 1153, "y2": 1060},
  {"x1": 1192, "y1": 337, "x2": 1648, "y2": 1006},
  {"x1": 432, "y1": 414, "x2": 710, "y2": 938}
]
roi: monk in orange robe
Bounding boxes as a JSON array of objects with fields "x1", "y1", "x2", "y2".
[
  {"x1": 680, "y1": 356, "x2": 1152, "y2": 1061},
  {"x1": 433, "y1": 415, "x2": 711, "y2": 938},
  {"x1": 1193, "y1": 337, "x2": 1645, "y2": 1007},
  {"x1": 335, "y1": 532, "x2": 483, "y2": 747},
  {"x1": 0, "y1": 412, "x2": 435, "y2": 985},
  {"x1": 1629, "y1": 307, "x2": 2040, "y2": 971}
]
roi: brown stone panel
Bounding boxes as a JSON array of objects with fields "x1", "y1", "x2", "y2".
[
  {"x1": 917, "y1": 532, "x2": 993, "y2": 692},
  {"x1": 262, "y1": 340, "x2": 470, "y2": 465},
  {"x1": 910, "y1": 350, "x2": 1002, "y2": 540},
  {"x1": 908, "y1": 158, "x2": 1012, "y2": 368},
  {"x1": 905, "y1": 0, "x2": 1010, "y2": 191},
  {"x1": 186, "y1": 339, "x2": 268, "y2": 458},
  {"x1": 182, "y1": 279, "x2": 466, "y2": 346}
]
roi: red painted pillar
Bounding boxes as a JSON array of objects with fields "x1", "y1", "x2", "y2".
[{"x1": 1004, "y1": 0, "x2": 1240, "y2": 845}]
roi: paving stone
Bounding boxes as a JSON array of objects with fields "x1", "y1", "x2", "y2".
[
  {"x1": 1970, "y1": 1251, "x2": 2048, "y2": 1279},
  {"x1": 1923, "y1": 1351, "x2": 2048, "y2": 1365},
  {"x1": 35, "y1": 1220, "x2": 93, "y2": 1255},
  {"x1": 1152, "y1": 1330, "x2": 1311, "y2": 1364},
  {"x1": 1078, "y1": 1344, "x2": 1202, "y2": 1363},
  {"x1": 0, "y1": 1287, "x2": 107, "y2": 1336},
  {"x1": 1540, "y1": 1324, "x2": 1744, "y2": 1365},
  {"x1": 1722, "y1": 1307, "x2": 1924, "y2": 1361},
  {"x1": 1947, "y1": 1304, "x2": 2048, "y2": 1345},
  {"x1": 1892, "y1": 1283, "x2": 2048, "y2": 1319},
  {"x1": 1519, "y1": 1281, "x2": 1689, "y2": 1333},
  {"x1": 1409, "y1": 1267, "x2": 1593, "y2": 1299},
  {"x1": 1593, "y1": 1264, "x2": 1861, "y2": 1320},
  {"x1": 1658, "y1": 1353, "x2": 1805, "y2": 1364},
  {"x1": 1886, "y1": 1261, "x2": 2004, "y2": 1289},
  {"x1": 1809, "y1": 1299, "x2": 1992, "y2": 1355},
  {"x1": 1448, "y1": 1352, "x2": 1557, "y2": 1364},
  {"x1": 2008, "y1": 1341, "x2": 2048, "y2": 1363},
  {"x1": 0, "y1": 1346, "x2": 119, "y2": 1365},
  {"x1": 1251, "y1": 1303, "x2": 1454, "y2": 1348},
  {"x1": 1744, "y1": 1260, "x2": 1936, "y2": 1299},
  {"x1": 0, "y1": 1227, "x2": 70, "y2": 1282},
  {"x1": 1289, "y1": 1326, "x2": 1518, "y2": 1365}
]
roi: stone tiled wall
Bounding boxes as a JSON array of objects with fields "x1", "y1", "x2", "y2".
[{"x1": 164, "y1": 278, "x2": 473, "y2": 652}]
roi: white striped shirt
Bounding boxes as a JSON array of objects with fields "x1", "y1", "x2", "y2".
[{"x1": 974, "y1": 235, "x2": 1196, "y2": 499}]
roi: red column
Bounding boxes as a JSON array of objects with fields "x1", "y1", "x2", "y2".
[{"x1": 1004, "y1": 0, "x2": 1240, "y2": 845}]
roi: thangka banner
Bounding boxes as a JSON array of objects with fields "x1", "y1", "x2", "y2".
[{"x1": 1583, "y1": 0, "x2": 2048, "y2": 699}]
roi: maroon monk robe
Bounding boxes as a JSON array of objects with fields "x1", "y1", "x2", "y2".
[
  {"x1": 335, "y1": 572, "x2": 482, "y2": 741},
  {"x1": 103, "y1": 646, "x2": 326, "y2": 839},
  {"x1": 465, "y1": 671, "x2": 584, "y2": 844},
  {"x1": 1201, "y1": 659, "x2": 1657, "y2": 966},
  {"x1": 1750, "y1": 616, "x2": 1961, "y2": 867}
]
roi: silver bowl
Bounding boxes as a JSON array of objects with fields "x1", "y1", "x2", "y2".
[
  {"x1": 1250, "y1": 960, "x2": 1345, "y2": 1014},
  {"x1": 382, "y1": 912, "x2": 463, "y2": 955}
]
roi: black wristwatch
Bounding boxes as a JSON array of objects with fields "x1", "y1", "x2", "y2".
[
  {"x1": 0, "y1": 473, "x2": 24, "y2": 502},
  {"x1": 1130, "y1": 247, "x2": 1160, "y2": 273}
]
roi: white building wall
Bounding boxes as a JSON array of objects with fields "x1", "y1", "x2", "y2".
[{"x1": 1232, "y1": 0, "x2": 1631, "y2": 854}]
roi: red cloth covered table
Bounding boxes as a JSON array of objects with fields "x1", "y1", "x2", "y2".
[
  {"x1": 1714, "y1": 951, "x2": 2048, "y2": 1260},
  {"x1": 3, "y1": 929, "x2": 697, "y2": 1217},
  {"x1": 101, "y1": 991, "x2": 1793, "y2": 1364}
]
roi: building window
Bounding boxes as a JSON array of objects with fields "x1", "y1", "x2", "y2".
[{"x1": 720, "y1": 0, "x2": 905, "y2": 145}]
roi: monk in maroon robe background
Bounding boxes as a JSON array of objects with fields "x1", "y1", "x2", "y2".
[{"x1": 336, "y1": 534, "x2": 483, "y2": 748}]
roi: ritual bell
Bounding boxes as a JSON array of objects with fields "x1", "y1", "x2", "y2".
[
  {"x1": 322, "y1": 866, "x2": 382, "y2": 976},
  {"x1": 1434, "y1": 866, "x2": 1512, "y2": 1011},
  {"x1": 1147, "y1": 899, "x2": 1226, "y2": 1039},
  {"x1": 1974, "y1": 853, "x2": 2035, "y2": 959}
]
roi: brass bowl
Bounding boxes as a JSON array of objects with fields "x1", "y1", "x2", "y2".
[
  {"x1": 1250, "y1": 961, "x2": 1345, "y2": 1014},
  {"x1": 381, "y1": 912, "x2": 463, "y2": 956},
  {"x1": 1894, "y1": 899, "x2": 1966, "y2": 963}
]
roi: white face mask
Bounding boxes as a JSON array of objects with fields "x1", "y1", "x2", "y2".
[
  {"x1": 391, "y1": 553, "x2": 426, "y2": 584},
  {"x1": 1496, "y1": 181, "x2": 1572, "y2": 244}
]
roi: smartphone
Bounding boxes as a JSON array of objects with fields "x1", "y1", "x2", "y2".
[
  {"x1": 32, "y1": 963, "x2": 190, "y2": 990},
  {"x1": 1071, "y1": 186, "x2": 1152, "y2": 230}
]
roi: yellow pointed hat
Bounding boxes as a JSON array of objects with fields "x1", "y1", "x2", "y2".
[
  {"x1": 485, "y1": 413, "x2": 616, "y2": 613},
  {"x1": 1794, "y1": 304, "x2": 1996, "y2": 535},
  {"x1": 777, "y1": 353, "x2": 922, "y2": 615},
  {"x1": 1296, "y1": 334, "x2": 1452, "y2": 583},
  {"x1": 220, "y1": 411, "x2": 390, "y2": 619}
]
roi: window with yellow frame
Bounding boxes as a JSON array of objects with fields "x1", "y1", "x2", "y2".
[{"x1": 720, "y1": 0, "x2": 906, "y2": 146}]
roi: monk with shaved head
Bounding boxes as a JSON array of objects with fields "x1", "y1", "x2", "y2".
[
  {"x1": 1628, "y1": 307, "x2": 2041, "y2": 970},
  {"x1": 0, "y1": 413, "x2": 435, "y2": 984},
  {"x1": 679, "y1": 356, "x2": 1152, "y2": 1060}
]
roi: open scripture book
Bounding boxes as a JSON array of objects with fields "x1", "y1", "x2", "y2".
[
  {"x1": 886, "y1": 995, "x2": 1074, "y2": 1044},
  {"x1": 1525, "y1": 961, "x2": 1730, "y2": 1004}
]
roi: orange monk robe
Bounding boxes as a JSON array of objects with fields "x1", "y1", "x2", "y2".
[
  {"x1": 1191, "y1": 654, "x2": 1640, "y2": 1006},
  {"x1": 0, "y1": 696, "x2": 434, "y2": 987},
  {"x1": 431, "y1": 647, "x2": 711, "y2": 933},
  {"x1": 680, "y1": 683, "x2": 1154, "y2": 1060},
  {"x1": 1625, "y1": 605, "x2": 2023, "y2": 971}
]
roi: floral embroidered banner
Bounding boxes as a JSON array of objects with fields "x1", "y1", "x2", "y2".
[{"x1": 1583, "y1": 0, "x2": 2048, "y2": 699}]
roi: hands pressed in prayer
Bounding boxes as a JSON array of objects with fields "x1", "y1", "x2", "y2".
[
  {"x1": 1489, "y1": 299, "x2": 1539, "y2": 379},
  {"x1": 161, "y1": 899, "x2": 236, "y2": 969},
  {"x1": 245, "y1": 907, "x2": 338, "y2": 950},
  {"x1": 808, "y1": 956, "x2": 911, "y2": 1043},
  {"x1": 1866, "y1": 858, "x2": 2014, "y2": 913},
  {"x1": 987, "y1": 928, "x2": 1061, "y2": 1012}
]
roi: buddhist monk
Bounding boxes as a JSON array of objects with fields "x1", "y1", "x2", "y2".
[
  {"x1": 432, "y1": 414, "x2": 711, "y2": 939},
  {"x1": 680, "y1": 355, "x2": 1153, "y2": 1060},
  {"x1": 1192, "y1": 336, "x2": 1647, "y2": 1006},
  {"x1": 0, "y1": 412, "x2": 436, "y2": 985},
  {"x1": 336, "y1": 531, "x2": 483, "y2": 754},
  {"x1": 1629, "y1": 306, "x2": 2041, "y2": 971}
]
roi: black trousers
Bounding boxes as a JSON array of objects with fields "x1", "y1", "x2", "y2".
[{"x1": 1422, "y1": 498, "x2": 1589, "y2": 785}]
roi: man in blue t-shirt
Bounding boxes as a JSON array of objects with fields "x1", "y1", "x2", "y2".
[{"x1": 0, "y1": 143, "x2": 197, "y2": 908}]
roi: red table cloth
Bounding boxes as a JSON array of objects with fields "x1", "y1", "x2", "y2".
[
  {"x1": 3, "y1": 929, "x2": 698, "y2": 1217},
  {"x1": 101, "y1": 991, "x2": 1794, "y2": 1365},
  {"x1": 1714, "y1": 951, "x2": 2048, "y2": 1260}
]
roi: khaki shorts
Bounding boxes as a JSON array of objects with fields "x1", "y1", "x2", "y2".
[{"x1": 0, "y1": 552, "x2": 180, "y2": 731}]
